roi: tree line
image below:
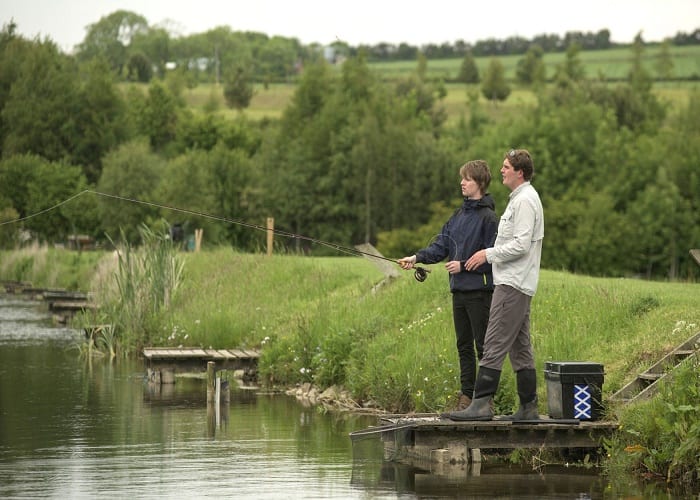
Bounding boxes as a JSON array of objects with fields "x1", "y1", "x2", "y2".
[
  {"x1": 0, "y1": 21, "x2": 698, "y2": 280},
  {"x1": 5, "y1": 12, "x2": 698, "y2": 85}
]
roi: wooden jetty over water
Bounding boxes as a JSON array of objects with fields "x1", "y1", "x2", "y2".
[
  {"x1": 1, "y1": 281, "x2": 95, "y2": 324},
  {"x1": 351, "y1": 414, "x2": 618, "y2": 467},
  {"x1": 142, "y1": 347, "x2": 261, "y2": 384}
]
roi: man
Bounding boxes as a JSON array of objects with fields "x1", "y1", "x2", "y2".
[
  {"x1": 398, "y1": 160, "x2": 497, "y2": 411},
  {"x1": 443, "y1": 148, "x2": 544, "y2": 421}
]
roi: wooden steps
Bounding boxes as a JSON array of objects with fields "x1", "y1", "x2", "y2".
[{"x1": 610, "y1": 331, "x2": 700, "y2": 404}]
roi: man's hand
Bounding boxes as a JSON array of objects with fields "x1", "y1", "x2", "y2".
[{"x1": 465, "y1": 250, "x2": 487, "y2": 271}]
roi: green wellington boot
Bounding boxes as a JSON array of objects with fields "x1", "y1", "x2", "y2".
[
  {"x1": 502, "y1": 368, "x2": 540, "y2": 421},
  {"x1": 441, "y1": 366, "x2": 501, "y2": 421}
]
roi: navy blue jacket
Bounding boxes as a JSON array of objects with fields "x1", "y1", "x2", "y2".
[{"x1": 415, "y1": 194, "x2": 497, "y2": 293}]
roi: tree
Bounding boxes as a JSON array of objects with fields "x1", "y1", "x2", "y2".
[
  {"x1": 654, "y1": 41, "x2": 674, "y2": 81},
  {"x1": 137, "y1": 81, "x2": 183, "y2": 149},
  {"x1": 516, "y1": 45, "x2": 546, "y2": 86},
  {"x1": 416, "y1": 52, "x2": 428, "y2": 81},
  {"x1": 554, "y1": 42, "x2": 585, "y2": 85},
  {"x1": 1, "y1": 40, "x2": 79, "y2": 162},
  {"x1": 223, "y1": 66, "x2": 254, "y2": 110},
  {"x1": 129, "y1": 27, "x2": 171, "y2": 78},
  {"x1": 24, "y1": 159, "x2": 92, "y2": 242},
  {"x1": 480, "y1": 59, "x2": 510, "y2": 101},
  {"x1": 0, "y1": 21, "x2": 33, "y2": 156},
  {"x1": 628, "y1": 32, "x2": 652, "y2": 93},
  {"x1": 96, "y1": 139, "x2": 165, "y2": 242},
  {"x1": 126, "y1": 51, "x2": 152, "y2": 82},
  {"x1": 256, "y1": 36, "x2": 298, "y2": 81},
  {"x1": 0, "y1": 154, "x2": 42, "y2": 219},
  {"x1": 76, "y1": 10, "x2": 149, "y2": 75},
  {"x1": 73, "y1": 57, "x2": 128, "y2": 184},
  {"x1": 625, "y1": 168, "x2": 690, "y2": 279},
  {"x1": 457, "y1": 49, "x2": 480, "y2": 84}
]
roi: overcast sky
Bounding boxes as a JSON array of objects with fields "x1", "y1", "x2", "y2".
[{"x1": 2, "y1": 0, "x2": 699, "y2": 53}]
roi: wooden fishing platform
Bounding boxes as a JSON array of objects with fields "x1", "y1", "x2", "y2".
[
  {"x1": 351, "y1": 414, "x2": 618, "y2": 466},
  {"x1": 142, "y1": 347, "x2": 261, "y2": 384}
]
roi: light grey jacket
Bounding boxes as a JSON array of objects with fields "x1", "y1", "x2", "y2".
[{"x1": 485, "y1": 182, "x2": 544, "y2": 296}]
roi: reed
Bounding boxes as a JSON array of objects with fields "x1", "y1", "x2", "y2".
[{"x1": 81, "y1": 224, "x2": 184, "y2": 356}]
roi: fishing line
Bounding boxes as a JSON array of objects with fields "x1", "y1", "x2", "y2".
[{"x1": 0, "y1": 189, "x2": 431, "y2": 282}]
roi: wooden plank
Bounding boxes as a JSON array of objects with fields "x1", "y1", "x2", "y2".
[
  {"x1": 205, "y1": 349, "x2": 226, "y2": 359},
  {"x1": 228, "y1": 349, "x2": 248, "y2": 358},
  {"x1": 371, "y1": 414, "x2": 618, "y2": 457},
  {"x1": 690, "y1": 249, "x2": 700, "y2": 266},
  {"x1": 241, "y1": 349, "x2": 261, "y2": 358}
]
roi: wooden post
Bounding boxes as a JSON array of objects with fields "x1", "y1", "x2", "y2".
[
  {"x1": 215, "y1": 376, "x2": 221, "y2": 425},
  {"x1": 194, "y1": 228, "x2": 203, "y2": 252},
  {"x1": 207, "y1": 361, "x2": 216, "y2": 402},
  {"x1": 266, "y1": 217, "x2": 274, "y2": 256}
]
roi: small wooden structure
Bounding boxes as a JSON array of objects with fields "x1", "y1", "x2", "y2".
[
  {"x1": 610, "y1": 330, "x2": 700, "y2": 403},
  {"x1": 1, "y1": 280, "x2": 34, "y2": 294},
  {"x1": 142, "y1": 347, "x2": 260, "y2": 384},
  {"x1": 351, "y1": 414, "x2": 618, "y2": 467},
  {"x1": 690, "y1": 249, "x2": 700, "y2": 267}
]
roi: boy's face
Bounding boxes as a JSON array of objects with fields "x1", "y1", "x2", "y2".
[{"x1": 460, "y1": 175, "x2": 481, "y2": 199}]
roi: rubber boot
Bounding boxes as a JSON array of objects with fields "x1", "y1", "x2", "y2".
[
  {"x1": 441, "y1": 367, "x2": 501, "y2": 421},
  {"x1": 502, "y1": 368, "x2": 539, "y2": 421}
]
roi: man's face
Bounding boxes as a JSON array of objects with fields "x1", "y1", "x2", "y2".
[{"x1": 501, "y1": 158, "x2": 522, "y2": 191}]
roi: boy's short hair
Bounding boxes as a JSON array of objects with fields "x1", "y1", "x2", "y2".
[{"x1": 459, "y1": 160, "x2": 491, "y2": 193}]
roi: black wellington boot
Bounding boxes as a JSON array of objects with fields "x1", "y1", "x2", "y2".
[
  {"x1": 502, "y1": 368, "x2": 539, "y2": 421},
  {"x1": 441, "y1": 367, "x2": 501, "y2": 421}
]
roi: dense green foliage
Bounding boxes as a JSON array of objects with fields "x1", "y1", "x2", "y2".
[{"x1": 1, "y1": 20, "x2": 699, "y2": 280}]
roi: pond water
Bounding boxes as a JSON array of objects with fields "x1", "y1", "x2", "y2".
[{"x1": 0, "y1": 294, "x2": 674, "y2": 499}]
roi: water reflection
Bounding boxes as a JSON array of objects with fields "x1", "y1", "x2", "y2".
[{"x1": 0, "y1": 295, "x2": 680, "y2": 499}]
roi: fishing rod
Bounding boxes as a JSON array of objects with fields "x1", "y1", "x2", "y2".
[{"x1": 1, "y1": 189, "x2": 431, "y2": 282}]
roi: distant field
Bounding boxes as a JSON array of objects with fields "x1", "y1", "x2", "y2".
[
  {"x1": 175, "y1": 44, "x2": 700, "y2": 124},
  {"x1": 193, "y1": 81, "x2": 698, "y2": 126},
  {"x1": 367, "y1": 44, "x2": 700, "y2": 82}
]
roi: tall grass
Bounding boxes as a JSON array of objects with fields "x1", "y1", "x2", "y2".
[
  {"x1": 605, "y1": 351, "x2": 699, "y2": 489},
  {"x1": 80, "y1": 224, "x2": 184, "y2": 356},
  {"x1": 0, "y1": 242, "x2": 104, "y2": 291},
  {"x1": 151, "y1": 251, "x2": 700, "y2": 416}
]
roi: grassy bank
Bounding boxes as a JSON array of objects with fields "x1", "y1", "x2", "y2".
[
  {"x1": 1, "y1": 246, "x2": 698, "y2": 484},
  {"x1": 2, "y1": 246, "x2": 698, "y2": 403}
]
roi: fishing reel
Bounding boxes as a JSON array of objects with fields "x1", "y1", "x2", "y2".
[{"x1": 413, "y1": 266, "x2": 430, "y2": 282}]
